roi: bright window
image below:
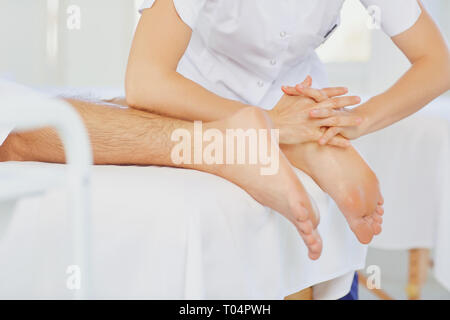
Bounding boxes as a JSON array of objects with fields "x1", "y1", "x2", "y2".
[{"x1": 316, "y1": 0, "x2": 372, "y2": 63}]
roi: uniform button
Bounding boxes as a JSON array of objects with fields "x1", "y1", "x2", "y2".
[
  {"x1": 270, "y1": 59, "x2": 277, "y2": 66},
  {"x1": 280, "y1": 31, "x2": 287, "y2": 38},
  {"x1": 257, "y1": 80, "x2": 264, "y2": 88}
]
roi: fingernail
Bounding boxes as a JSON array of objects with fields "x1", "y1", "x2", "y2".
[
  {"x1": 319, "y1": 139, "x2": 326, "y2": 145},
  {"x1": 311, "y1": 109, "x2": 319, "y2": 116},
  {"x1": 356, "y1": 117, "x2": 363, "y2": 124}
]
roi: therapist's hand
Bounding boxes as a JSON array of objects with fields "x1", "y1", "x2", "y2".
[
  {"x1": 315, "y1": 108, "x2": 367, "y2": 144},
  {"x1": 268, "y1": 89, "x2": 362, "y2": 147},
  {"x1": 281, "y1": 77, "x2": 365, "y2": 145}
]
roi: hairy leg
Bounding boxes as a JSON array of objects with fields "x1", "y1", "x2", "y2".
[
  {"x1": 2, "y1": 97, "x2": 187, "y2": 165},
  {"x1": 282, "y1": 142, "x2": 384, "y2": 244},
  {"x1": 0, "y1": 97, "x2": 322, "y2": 259}
]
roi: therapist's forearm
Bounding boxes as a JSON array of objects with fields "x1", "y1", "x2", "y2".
[
  {"x1": 126, "y1": 0, "x2": 248, "y2": 123},
  {"x1": 355, "y1": 3, "x2": 450, "y2": 137},
  {"x1": 356, "y1": 55, "x2": 450, "y2": 136},
  {"x1": 126, "y1": 71, "x2": 248, "y2": 122}
]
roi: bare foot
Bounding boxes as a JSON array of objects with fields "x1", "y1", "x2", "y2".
[
  {"x1": 208, "y1": 107, "x2": 323, "y2": 259},
  {"x1": 283, "y1": 142, "x2": 384, "y2": 244}
]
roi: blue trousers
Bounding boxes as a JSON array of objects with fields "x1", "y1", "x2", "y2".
[{"x1": 339, "y1": 272, "x2": 359, "y2": 300}]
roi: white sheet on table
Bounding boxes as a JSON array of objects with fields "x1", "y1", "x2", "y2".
[{"x1": 0, "y1": 162, "x2": 364, "y2": 299}]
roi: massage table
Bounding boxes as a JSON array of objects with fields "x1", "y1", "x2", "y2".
[
  {"x1": 0, "y1": 162, "x2": 368, "y2": 299},
  {"x1": 0, "y1": 85, "x2": 364, "y2": 300},
  {"x1": 0, "y1": 85, "x2": 448, "y2": 299}
]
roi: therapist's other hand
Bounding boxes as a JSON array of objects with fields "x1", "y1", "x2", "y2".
[
  {"x1": 282, "y1": 76, "x2": 350, "y2": 103},
  {"x1": 281, "y1": 78, "x2": 364, "y2": 145},
  {"x1": 268, "y1": 93, "x2": 362, "y2": 147},
  {"x1": 316, "y1": 107, "x2": 368, "y2": 144}
]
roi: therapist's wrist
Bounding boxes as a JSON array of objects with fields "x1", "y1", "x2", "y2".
[
  {"x1": 352, "y1": 100, "x2": 379, "y2": 138},
  {"x1": 265, "y1": 108, "x2": 279, "y2": 129}
]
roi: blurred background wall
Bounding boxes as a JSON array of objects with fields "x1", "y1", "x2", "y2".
[{"x1": 0, "y1": 0, "x2": 139, "y2": 88}]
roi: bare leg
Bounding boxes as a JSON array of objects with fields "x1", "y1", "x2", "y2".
[
  {"x1": 0, "y1": 97, "x2": 322, "y2": 259},
  {"x1": 283, "y1": 141, "x2": 384, "y2": 244}
]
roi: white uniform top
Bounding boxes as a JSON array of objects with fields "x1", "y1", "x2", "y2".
[
  {"x1": 137, "y1": 0, "x2": 421, "y2": 299},
  {"x1": 139, "y1": 0, "x2": 421, "y2": 108}
]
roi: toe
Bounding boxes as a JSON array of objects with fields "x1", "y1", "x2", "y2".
[
  {"x1": 308, "y1": 233, "x2": 323, "y2": 260},
  {"x1": 373, "y1": 214, "x2": 383, "y2": 224},
  {"x1": 292, "y1": 197, "x2": 322, "y2": 260},
  {"x1": 351, "y1": 218, "x2": 374, "y2": 244},
  {"x1": 373, "y1": 222, "x2": 382, "y2": 235},
  {"x1": 291, "y1": 201, "x2": 309, "y2": 222},
  {"x1": 297, "y1": 220, "x2": 313, "y2": 234},
  {"x1": 376, "y1": 206, "x2": 384, "y2": 216},
  {"x1": 309, "y1": 196, "x2": 320, "y2": 228},
  {"x1": 303, "y1": 233, "x2": 318, "y2": 246},
  {"x1": 296, "y1": 226, "x2": 322, "y2": 260},
  {"x1": 308, "y1": 251, "x2": 321, "y2": 260},
  {"x1": 309, "y1": 234, "x2": 322, "y2": 253}
]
